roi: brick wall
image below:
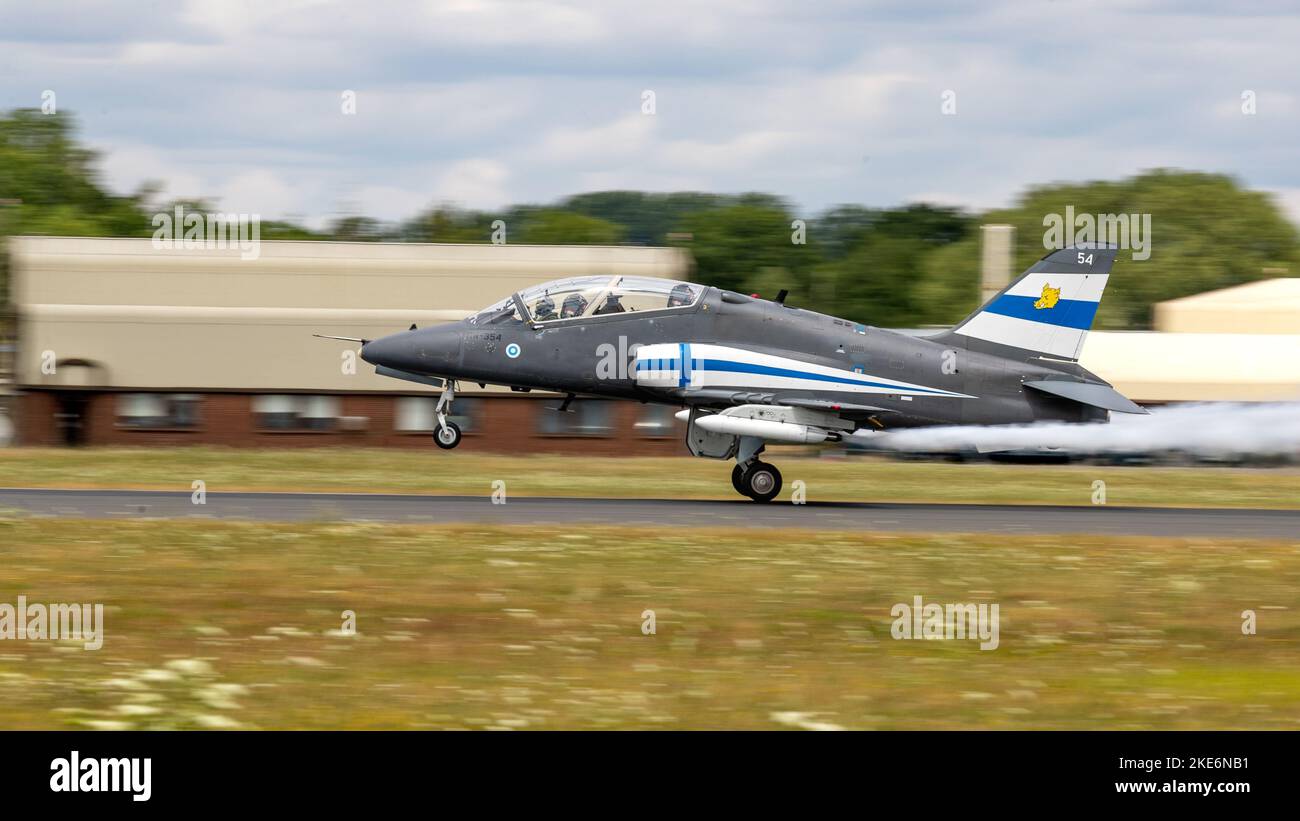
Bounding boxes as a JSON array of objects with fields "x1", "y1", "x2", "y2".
[
  {"x1": 15, "y1": 391, "x2": 61, "y2": 446},
  {"x1": 14, "y1": 391, "x2": 690, "y2": 455}
]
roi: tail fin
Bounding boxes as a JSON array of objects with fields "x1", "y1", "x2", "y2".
[{"x1": 942, "y1": 244, "x2": 1117, "y2": 361}]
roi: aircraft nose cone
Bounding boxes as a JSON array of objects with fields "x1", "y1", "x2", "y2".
[
  {"x1": 360, "y1": 326, "x2": 463, "y2": 374},
  {"x1": 358, "y1": 335, "x2": 397, "y2": 367}
]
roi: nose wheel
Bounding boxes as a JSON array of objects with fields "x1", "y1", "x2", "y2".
[
  {"x1": 732, "y1": 461, "x2": 782, "y2": 503},
  {"x1": 432, "y1": 380, "x2": 462, "y2": 450},
  {"x1": 434, "y1": 420, "x2": 462, "y2": 449}
]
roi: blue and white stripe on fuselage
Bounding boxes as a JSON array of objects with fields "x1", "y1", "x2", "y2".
[
  {"x1": 634, "y1": 343, "x2": 973, "y2": 398},
  {"x1": 954, "y1": 271, "x2": 1108, "y2": 360}
]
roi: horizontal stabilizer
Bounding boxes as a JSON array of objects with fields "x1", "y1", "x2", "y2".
[{"x1": 1023, "y1": 379, "x2": 1148, "y2": 414}]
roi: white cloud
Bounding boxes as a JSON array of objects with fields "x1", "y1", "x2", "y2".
[
  {"x1": 213, "y1": 170, "x2": 311, "y2": 221},
  {"x1": 91, "y1": 142, "x2": 207, "y2": 206},
  {"x1": 1268, "y1": 188, "x2": 1300, "y2": 226},
  {"x1": 415, "y1": 0, "x2": 607, "y2": 46},
  {"x1": 658, "y1": 129, "x2": 807, "y2": 174},
  {"x1": 537, "y1": 113, "x2": 656, "y2": 164},
  {"x1": 349, "y1": 184, "x2": 435, "y2": 224},
  {"x1": 7, "y1": 0, "x2": 1298, "y2": 225},
  {"x1": 432, "y1": 159, "x2": 512, "y2": 210}
]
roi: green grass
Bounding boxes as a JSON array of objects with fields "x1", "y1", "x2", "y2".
[
  {"x1": 2, "y1": 447, "x2": 1298, "y2": 508},
  {"x1": 1, "y1": 517, "x2": 1298, "y2": 729}
]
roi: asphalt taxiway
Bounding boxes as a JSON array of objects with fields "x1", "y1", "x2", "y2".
[{"x1": 1, "y1": 488, "x2": 1296, "y2": 538}]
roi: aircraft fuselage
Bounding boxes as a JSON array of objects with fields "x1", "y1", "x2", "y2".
[{"x1": 362, "y1": 285, "x2": 1106, "y2": 432}]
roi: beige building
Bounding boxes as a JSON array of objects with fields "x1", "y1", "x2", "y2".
[
  {"x1": 1081, "y1": 330, "x2": 1300, "y2": 403},
  {"x1": 1081, "y1": 278, "x2": 1300, "y2": 403},
  {"x1": 14, "y1": 237, "x2": 688, "y2": 392},
  {"x1": 1154, "y1": 278, "x2": 1300, "y2": 334},
  {"x1": 8, "y1": 236, "x2": 692, "y2": 450}
]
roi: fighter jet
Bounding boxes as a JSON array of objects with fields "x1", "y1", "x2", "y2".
[{"x1": 348, "y1": 244, "x2": 1143, "y2": 502}]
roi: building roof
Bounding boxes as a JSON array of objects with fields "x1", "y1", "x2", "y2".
[{"x1": 1154, "y1": 277, "x2": 1300, "y2": 333}]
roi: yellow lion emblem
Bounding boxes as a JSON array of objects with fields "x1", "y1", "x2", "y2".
[{"x1": 1033, "y1": 283, "x2": 1061, "y2": 310}]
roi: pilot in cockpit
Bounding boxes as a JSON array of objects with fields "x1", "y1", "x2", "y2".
[
  {"x1": 533, "y1": 295, "x2": 557, "y2": 322},
  {"x1": 560, "y1": 293, "x2": 589, "y2": 319},
  {"x1": 667, "y1": 283, "x2": 696, "y2": 308}
]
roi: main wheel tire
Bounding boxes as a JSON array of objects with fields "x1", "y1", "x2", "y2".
[
  {"x1": 731, "y1": 464, "x2": 749, "y2": 497},
  {"x1": 434, "y1": 421, "x2": 462, "y2": 449},
  {"x1": 741, "y1": 461, "x2": 782, "y2": 503}
]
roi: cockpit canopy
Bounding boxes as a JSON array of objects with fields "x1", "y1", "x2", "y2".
[{"x1": 468, "y1": 276, "x2": 702, "y2": 326}]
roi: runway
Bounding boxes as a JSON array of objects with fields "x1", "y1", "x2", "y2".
[{"x1": 1, "y1": 487, "x2": 1297, "y2": 537}]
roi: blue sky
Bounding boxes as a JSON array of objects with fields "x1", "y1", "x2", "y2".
[{"x1": 2, "y1": 0, "x2": 1298, "y2": 227}]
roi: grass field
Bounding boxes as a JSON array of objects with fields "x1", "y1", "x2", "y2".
[
  {"x1": 2, "y1": 516, "x2": 1298, "y2": 730},
  {"x1": 2, "y1": 447, "x2": 1299, "y2": 508}
]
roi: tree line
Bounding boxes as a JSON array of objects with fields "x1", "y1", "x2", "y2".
[{"x1": 2, "y1": 108, "x2": 1296, "y2": 329}]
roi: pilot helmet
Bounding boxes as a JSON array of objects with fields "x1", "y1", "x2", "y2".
[
  {"x1": 534, "y1": 295, "x2": 555, "y2": 318},
  {"x1": 560, "y1": 293, "x2": 588, "y2": 318},
  {"x1": 668, "y1": 283, "x2": 695, "y2": 307}
]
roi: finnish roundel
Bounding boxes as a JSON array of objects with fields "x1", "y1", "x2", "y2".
[{"x1": 505, "y1": 342, "x2": 521, "y2": 359}]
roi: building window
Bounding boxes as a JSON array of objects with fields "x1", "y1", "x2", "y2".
[
  {"x1": 394, "y1": 396, "x2": 482, "y2": 434},
  {"x1": 253, "y1": 395, "x2": 340, "y2": 431},
  {"x1": 537, "y1": 399, "x2": 613, "y2": 437},
  {"x1": 634, "y1": 403, "x2": 679, "y2": 438},
  {"x1": 117, "y1": 393, "x2": 202, "y2": 429}
]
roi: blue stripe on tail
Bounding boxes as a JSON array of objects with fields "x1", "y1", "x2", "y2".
[{"x1": 981, "y1": 294, "x2": 1098, "y2": 330}]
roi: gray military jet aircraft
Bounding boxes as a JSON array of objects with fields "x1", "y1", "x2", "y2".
[{"x1": 344, "y1": 244, "x2": 1144, "y2": 502}]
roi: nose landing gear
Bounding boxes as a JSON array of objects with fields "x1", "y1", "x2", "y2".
[
  {"x1": 732, "y1": 460, "x2": 782, "y2": 503},
  {"x1": 433, "y1": 380, "x2": 462, "y2": 450}
]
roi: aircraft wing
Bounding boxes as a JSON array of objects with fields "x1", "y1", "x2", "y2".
[{"x1": 671, "y1": 387, "x2": 896, "y2": 417}]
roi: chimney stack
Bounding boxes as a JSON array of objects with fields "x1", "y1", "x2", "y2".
[{"x1": 980, "y1": 224, "x2": 1015, "y2": 302}]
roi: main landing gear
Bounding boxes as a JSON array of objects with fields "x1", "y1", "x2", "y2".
[
  {"x1": 433, "y1": 380, "x2": 462, "y2": 450},
  {"x1": 731, "y1": 460, "x2": 783, "y2": 503},
  {"x1": 726, "y1": 437, "x2": 782, "y2": 503}
]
